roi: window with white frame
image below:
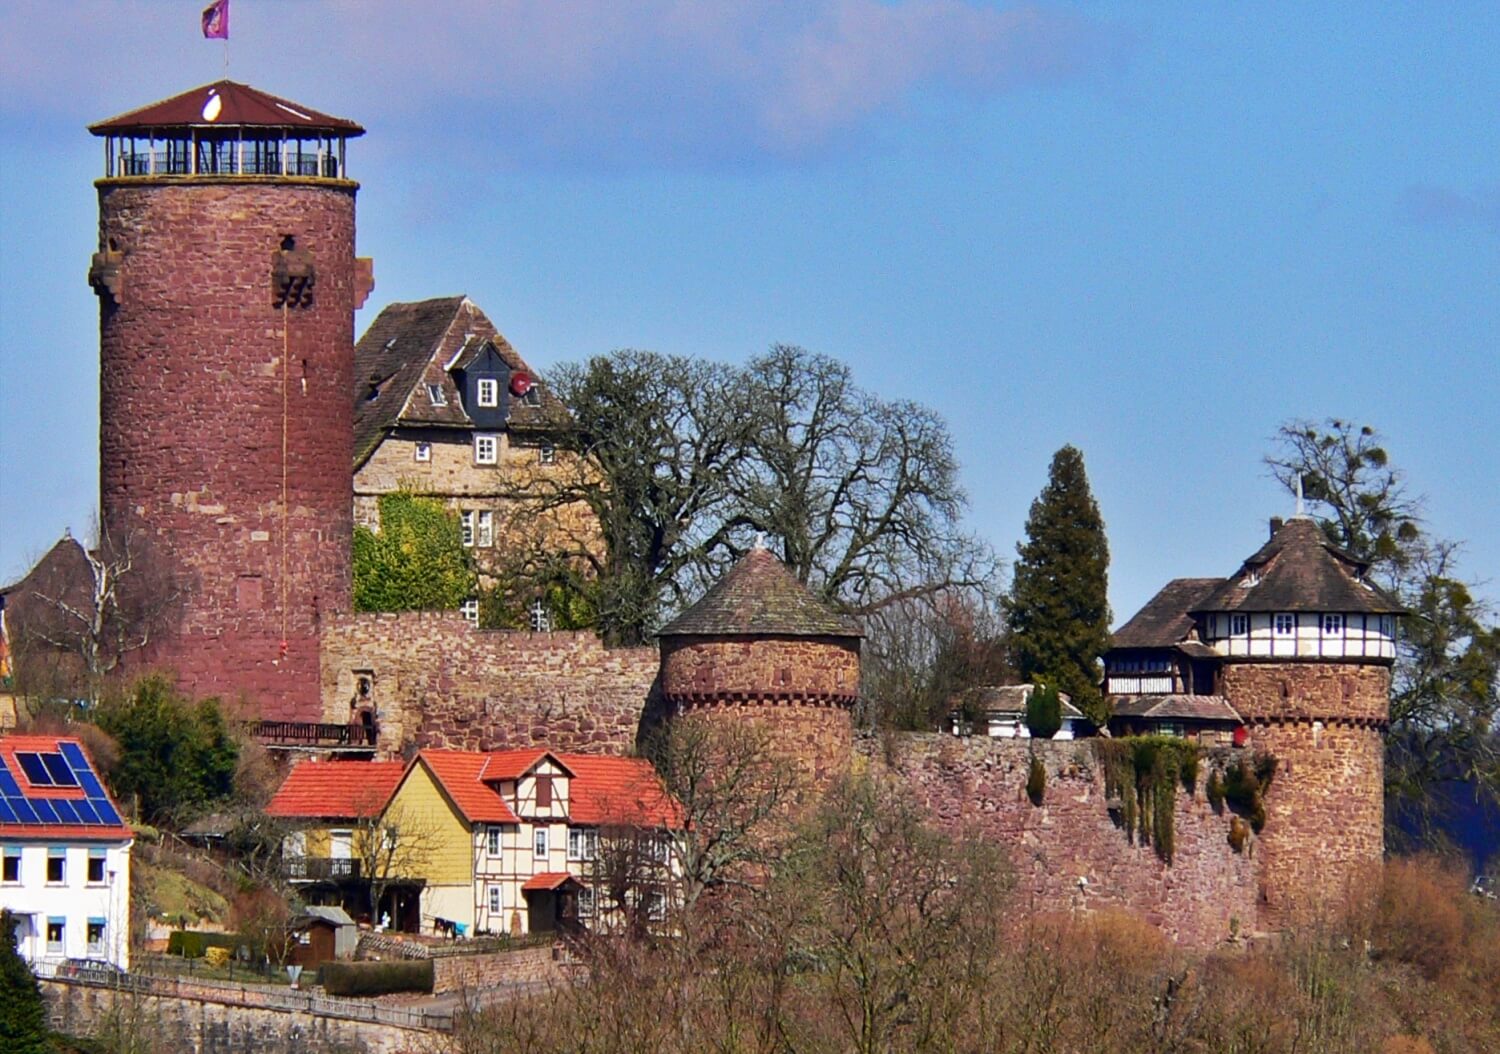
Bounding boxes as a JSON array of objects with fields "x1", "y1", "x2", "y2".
[
  {"x1": 414, "y1": 442, "x2": 431, "y2": 463},
  {"x1": 477, "y1": 510, "x2": 494, "y2": 547},
  {"x1": 1322, "y1": 613, "x2": 1344, "y2": 636},
  {"x1": 645, "y1": 890, "x2": 666, "y2": 921},
  {"x1": 1380, "y1": 615, "x2": 1394, "y2": 636},
  {"x1": 477, "y1": 378, "x2": 499, "y2": 408},
  {"x1": 460, "y1": 599, "x2": 480, "y2": 625},
  {"x1": 524, "y1": 386, "x2": 541, "y2": 407},
  {"x1": 567, "y1": 828, "x2": 598, "y2": 862},
  {"x1": 534, "y1": 828, "x2": 549, "y2": 859},
  {"x1": 577, "y1": 884, "x2": 595, "y2": 917},
  {"x1": 539, "y1": 441, "x2": 556, "y2": 465},
  {"x1": 1275, "y1": 613, "x2": 1295, "y2": 635},
  {"x1": 1230, "y1": 614, "x2": 1248, "y2": 637},
  {"x1": 474, "y1": 434, "x2": 498, "y2": 465},
  {"x1": 488, "y1": 885, "x2": 502, "y2": 914},
  {"x1": 427, "y1": 383, "x2": 447, "y2": 407},
  {"x1": 487, "y1": 826, "x2": 501, "y2": 855},
  {"x1": 460, "y1": 510, "x2": 476, "y2": 547}
]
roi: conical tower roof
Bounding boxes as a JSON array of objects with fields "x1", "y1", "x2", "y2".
[
  {"x1": 659, "y1": 548, "x2": 863, "y2": 638},
  {"x1": 1191, "y1": 517, "x2": 1404, "y2": 615},
  {"x1": 90, "y1": 81, "x2": 363, "y2": 136}
]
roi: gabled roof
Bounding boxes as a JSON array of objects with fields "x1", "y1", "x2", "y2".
[
  {"x1": 659, "y1": 547, "x2": 863, "y2": 639},
  {"x1": 1111, "y1": 578, "x2": 1225, "y2": 649},
  {"x1": 479, "y1": 749, "x2": 574, "y2": 782},
  {"x1": 952, "y1": 685, "x2": 1085, "y2": 721},
  {"x1": 412, "y1": 751, "x2": 520, "y2": 825},
  {"x1": 352, "y1": 297, "x2": 570, "y2": 468},
  {"x1": 559, "y1": 754, "x2": 683, "y2": 828},
  {"x1": 90, "y1": 81, "x2": 363, "y2": 136},
  {"x1": 1191, "y1": 517, "x2": 1404, "y2": 615},
  {"x1": 522, "y1": 871, "x2": 578, "y2": 892},
  {"x1": 0, "y1": 735, "x2": 132, "y2": 841},
  {"x1": 1108, "y1": 695, "x2": 1243, "y2": 724},
  {"x1": 265, "y1": 760, "x2": 405, "y2": 821}
]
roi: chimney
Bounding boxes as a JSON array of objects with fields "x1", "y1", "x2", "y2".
[{"x1": 1269, "y1": 516, "x2": 1284, "y2": 538}]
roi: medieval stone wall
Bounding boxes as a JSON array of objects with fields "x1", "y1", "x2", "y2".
[
  {"x1": 865, "y1": 734, "x2": 1262, "y2": 948},
  {"x1": 660, "y1": 635, "x2": 860, "y2": 705},
  {"x1": 320, "y1": 612, "x2": 662, "y2": 755},
  {"x1": 97, "y1": 179, "x2": 357, "y2": 722},
  {"x1": 1219, "y1": 663, "x2": 1389, "y2": 927}
]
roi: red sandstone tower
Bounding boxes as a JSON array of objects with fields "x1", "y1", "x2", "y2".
[
  {"x1": 658, "y1": 547, "x2": 862, "y2": 803},
  {"x1": 1192, "y1": 517, "x2": 1403, "y2": 926},
  {"x1": 88, "y1": 82, "x2": 368, "y2": 719}
]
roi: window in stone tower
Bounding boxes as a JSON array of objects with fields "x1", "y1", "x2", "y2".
[
  {"x1": 474, "y1": 435, "x2": 498, "y2": 465},
  {"x1": 414, "y1": 442, "x2": 431, "y2": 462},
  {"x1": 460, "y1": 511, "x2": 475, "y2": 547},
  {"x1": 477, "y1": 511, "x2": 494, "y2": 547}
]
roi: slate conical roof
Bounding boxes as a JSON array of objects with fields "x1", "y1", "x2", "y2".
[
  {"x1": 1191, "y1": 517, "x2": 1404, "y2": 615},
  {"x1": 659, "y1": 547, "x2": 863, "y2": 638},
  {"x1": 90, "y1": 81, "x2": 363, "y2": 136}
]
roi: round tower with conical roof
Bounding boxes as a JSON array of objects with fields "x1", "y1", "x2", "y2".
[
  {"x1": 1192, "y1": 516, "x2": 1402, "y2": 927},
  {"x1": 658, "y1": 547, "x2": 862, "y2": 800},
  {"x1": 88, "y1": 82, "x2": 368, "y2": 719}
]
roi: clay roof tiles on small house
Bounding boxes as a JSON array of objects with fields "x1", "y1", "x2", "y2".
[
  {"x1": 413, "y1": 751, "x2": 520, "y2": 825},
  {"x1": 1191, "y1": 517, "x2": 1403, "y2": 616},
  {"x1": 658, "y1": 547, "x2": 863, "y2": 639},
  {"x1": 561, "y1": 754, "x2": 684, "y2": 828},
  {"x1": 265, "y1": 760, "x2": 406, "y2": 821},
  {"x1": 90, "y1": 81, "x2": 363, "y2": 136}
]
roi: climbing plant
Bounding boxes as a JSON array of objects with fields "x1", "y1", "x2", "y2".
[{"x1": 1095, "y1": 736, "x2": 1202, "y2": 863}]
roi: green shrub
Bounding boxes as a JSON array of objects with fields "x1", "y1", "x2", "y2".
[
  {"x1": 167, "y1": 930, "x2": 250, "y2": 959},
  {"x1": 322, "y1": 960, "x2": 434, "y2": 997},
  {"x1": 1026, "y1": 754, "x2": 1047, "y2": 805},
  {"x1": 1222, "y1": 754, "x2": 1276, "y2": 832},
  {"x1": 1228, "y1": 815, "x2": 1250, "y2": 853},
  {"x1": 1206, "y1": 769, "x2": 1226, "y2": 811},
  {"x1": 1025, "y1": 682, "x2": 1063, "y2": 740}
]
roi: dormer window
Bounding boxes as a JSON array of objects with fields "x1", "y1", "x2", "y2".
[
  {"x1": 1245, "y1": 570, "x2": 1261, "y2": 587},
  {"x1": 524, "y1": 386, "x2": 541, "y2": 407},
  {"x1": 477, "y1": 378, "x2": 499, "y2": 408},
  {"x1": 428, "y1": 383, "x2": 446, "y2": 407}
]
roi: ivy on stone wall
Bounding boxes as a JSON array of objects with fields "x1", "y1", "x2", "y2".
[
  {"x1": 1095, "y1": 736, "x2": 1202, "y2": 864},
  {"x1": 1208, "y1": 754, "x2": 1278, "y2": 833}
]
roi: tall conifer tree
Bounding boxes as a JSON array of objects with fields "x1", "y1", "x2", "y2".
[{"x1": 1005, "y1": 445, "x2": 1111, "y2": 722}]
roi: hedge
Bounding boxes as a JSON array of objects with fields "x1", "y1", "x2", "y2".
[
  {"x1": 167, "y1": 931, "x2": 251, "y2": 959},
  {"x1": 322, "y1": 960, "x2": 434, "y2": 997}
]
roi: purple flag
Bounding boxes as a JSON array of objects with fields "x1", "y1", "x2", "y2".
[{"x1": 202, "y1": 0, "x2": 229, "y2": 40}]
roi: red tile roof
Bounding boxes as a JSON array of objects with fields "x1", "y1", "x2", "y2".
[
  {"x1": 0, "y1": 734, "x2": 132, "y2": 841},
  {"x1": 414, "y1": 752, "x2": 519, "y2": 825},
  {"x1": 478, "y1": 749, "x2": 571, "y2": 782},
  {"x1": 90, "y1": 81, "x2": 363, "y2": 135},
  {"x1": 557, "y1": 754, "x2": 683, "y2": 829},
  {"x1": 522, "y1": 871, "x2": 577, "y2": 892},
  {"x1": 265, "y1": 760, "x2": 405, "y2": 820}
]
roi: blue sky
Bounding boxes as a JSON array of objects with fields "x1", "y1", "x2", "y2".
[{"x1": 1, "y1": 1, "x2": 1497, "y2": 623}]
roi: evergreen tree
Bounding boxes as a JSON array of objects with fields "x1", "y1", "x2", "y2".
[
  {"x1": 1005, "y1": 446, "x2": 1111, "y2": 723},
  {"x1": 0, "y1": 911, "x2": 51, "y2": 1054},
  {"x1": 1025, "y1": 681, "x2": 1064, "y2": 740}
]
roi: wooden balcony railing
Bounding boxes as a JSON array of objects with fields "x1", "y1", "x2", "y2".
[
  {"x1": 254, "y1": 721, "x2": 378, "y2": 748},
  {"x1": 283, "y1": 856, "x2": 361, "y2": 881}
]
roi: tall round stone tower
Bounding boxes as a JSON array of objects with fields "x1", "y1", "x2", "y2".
[
  {"x1": 1192, "y1": 516, "x2": 1403, "y2": 927},
  {"x1": 88, "y1": 82, "x2": 368, "y2": 719},
  {"x1": 658, "y1": 546, "x2": 862, "y2": 804}
]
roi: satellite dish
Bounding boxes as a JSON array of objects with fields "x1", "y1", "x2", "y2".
[
  {"x1": 202, "y1": 91, "x2": 222, "y2": 122},
  {"x1": 509, "y1": 372, "x2": 533, "y2": 397}
]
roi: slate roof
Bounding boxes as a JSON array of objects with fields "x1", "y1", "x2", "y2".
[
  {"x1": 658, "y1": 547, "x2": 863, "y2": 639},
  {"x1": 352, "y1": 297, "x2": 570, "y2": 468},
  {"x1": 1111, "y1": 578, "x2": 1225, "y2": 649},
  {"x1": 265, "y1": 760, "x2": 406, "y2": 820},
  {"x1": 1191, "y1": 517, "x2": 1404, "y2": 615},
  {"x1": 90, "y1": 81, "x2": 363, "y2": 136},
  {"x1": 1108, "y1": 695, "x2": 1243, "y2": 724}
]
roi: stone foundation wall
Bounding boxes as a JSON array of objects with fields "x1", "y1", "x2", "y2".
[
  {"x1": 431, "y1": 944, "x2": 565, "y2": 994},
  {"x1": 864, "y1": 734, "x2": 1262, "y2": 947},
  {"x1": 320, "y1": 612, "x2": 663, "y2": 755}
]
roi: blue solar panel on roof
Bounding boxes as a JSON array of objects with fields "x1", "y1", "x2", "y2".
[
  {"x1": 91, "y1": 798, "x2": 121, "y2": 826},
  {"x1": 0, "y1": 798, "x2": 15, "y2": 824},
  {"x1": 42, "y1": 753, "x2": 78, "y2": 787},
  {"x1": 76, "y1": 770, "x2": 105, "y2": 798},
  {"x1": 30, "y1": 798, "x2": 57, "y2": 823},
  {"x1": 9, "y1": 795, "x2": 38, "y2": 824},
  {"x1": 51, "y1": 799, "x2": 79, "y2": 824},
  {"x1": 17, "y1": 753, "x2": 52, "y2": 785},
  {"x1": 0, "y1": 765, "x2": 20, "y2": 798},
  {"x1": 57, "y1": 742, "x2": 89, "y2": 770},
  {"x1": 72, "y1": 798, "x2": 99, "y2": 825}
]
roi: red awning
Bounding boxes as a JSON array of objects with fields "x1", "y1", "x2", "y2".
[{"x1": 521, "y1": 871, "x2": 577, "y2": 892}]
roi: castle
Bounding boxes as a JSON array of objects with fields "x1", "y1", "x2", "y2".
[{"x1": 59, "y1": 81, "x2": 1401, "y2": 944}]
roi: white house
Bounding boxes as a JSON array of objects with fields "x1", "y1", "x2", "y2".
[
  {"x1": 950, "y1": 685, "x2": 1090, "y2": 740},
  {"x1": 0, "y1": 735, "x2": 133, "y2": 973}
]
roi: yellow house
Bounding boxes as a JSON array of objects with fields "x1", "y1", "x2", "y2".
[{"x1": 385, "y1": 749, "x2": 680, "y2": 937}]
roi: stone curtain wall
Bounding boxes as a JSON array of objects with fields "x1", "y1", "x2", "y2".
[
  {"x1": 863, "y1": 735, "x2": 1261, "y2": 948},
  {"x1": 321, "y1": 612, "x2": 663, "y2": 755},
  {"x1": 1220, "y1": 663, "x2": 1390, "y2": 928},
  {"x1": 431, "y1": 944, "x2": 565, "y2": 994},
  {"x1": 98, "y1": 181, "x2": 357, "y2": 722}
]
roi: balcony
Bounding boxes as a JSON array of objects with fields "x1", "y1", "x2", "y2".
[
  {"x1": 255, "y1": 721, "x2": 377, "y2": 750},
  {"x1": 283, "y1": 856, "x2": 361, "y2": 882}
]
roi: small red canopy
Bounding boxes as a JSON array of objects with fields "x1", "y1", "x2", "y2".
[
  {"x1": 91, "y1": 81, "x2": 363, "y2": 136},
  {"x1": 521, "y1": 871, "x2": 578, "y2": 892}
]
